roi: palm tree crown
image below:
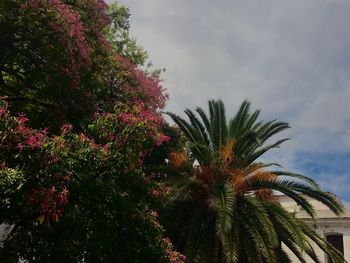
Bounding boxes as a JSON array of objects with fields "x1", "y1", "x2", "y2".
[{"x1": 165, "y1": 99, "x2": 345, "y2": 263}]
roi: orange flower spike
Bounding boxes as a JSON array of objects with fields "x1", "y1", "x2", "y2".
[
  {"x1": 168, "y1": 151, "x2": 187, "y2": 168},
  {"x1": 253, "y1": 171, "x2": 277, "y2": 182},
  {"x1": 230, "y1": 169, "x2": 248, "y2": 193},
  {"x1": 251, "y1": 170, "x2": 278, "y2": 200},
  {"x1": 220, "y1": 139, "x2": 236, "y2": 163},
  {"x1": 247, "y1": 163, "x2": 263, "y2": 174}
]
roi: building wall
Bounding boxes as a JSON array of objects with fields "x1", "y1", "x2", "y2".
[
  {"x1": 279, "y1": 195, "x2": 350, "y2": 263},
  {"x1": 283, "y1": 225, "x2": 350, "y2": 262}
]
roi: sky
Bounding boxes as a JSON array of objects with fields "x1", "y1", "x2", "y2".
[{"x1": 117, "y1": 0, "x2": 350, "y2": 202}]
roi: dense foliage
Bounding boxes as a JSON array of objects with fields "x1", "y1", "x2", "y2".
[
  {"x1": 0, "y1": 0, "x2": 184, "y2": 262},
  {"x1": 165, "y1": 100, "x2": 346, "y2": 263},
  {"x1": 1, "y1": 0, "x2": 108, "y2": 129},
  {"x1": 0, "y1": 100, "x2": 181, "y2": 262}
]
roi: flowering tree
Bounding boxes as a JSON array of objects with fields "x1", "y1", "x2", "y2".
[
  {"x1": 0, "y1": 0, "x2": 184, "y2": 262},
  {"x1": 0, "y1": 0, "x2": 163, "y2": 131},
  {"x1": 0, "y1": 0, "x2": 110, "y2": 130},
  {"x1": 0, "y1": 101, "x2": 184, "y2": 262}
]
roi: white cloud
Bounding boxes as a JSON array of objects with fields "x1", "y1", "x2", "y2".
[
  {"x1": 318, "y1": 173, "x2": 350, "y2": 198},
  {"x1": 342, "y1": 200, "x2": 350, "y2": 208},
  {"x1": 116, "y1": 0, "x2": 350, "y2": 196}
]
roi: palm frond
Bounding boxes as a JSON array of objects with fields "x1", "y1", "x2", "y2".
[
  {"x1": 264, "y1": 201, "x2": 307, "y2": 250},
  {"x1": 274, "y1": 247, "x2": 293, "y2": 263},
  {"x1": 209, "y1": 100, "x2": 228, "y2": 150},
  {"x1": 185, "y1": 109, "x2": 210, "y2": 146},
  {"x1": 214, "y1": 183, "x2": 236, "y2": 234},
  {"x1": 222, "y1": 229, "x2": 239, "y2": 263},
  {"x1": 196, "y1": 106, "x2": 211, "y2": 135},
  {"x1": 242, "y1": 138, "x2": 290, "y2": 166},
  {"x1": 249, "y1": 179, "x2": 316, "y2": 218},
  {"x1": 166, "y1": 112, "x2": 200, "y2": 145},
  {"x1": 250, "y1": 179, "x2": 344, "y2": 217},
  {"x1": 228, "y1": 100, "x2": 251, "y2": 138},
  {"x1": 235, "y1": 195, "x2": 278, "y2": 262},
  {"x1": 272, "y1": 170, "x2": 319, "y2": 189},
  {"x1": 300, "y1": 221, "x2": 347, "y2": 263},
  {"x1": 167, "y1": 112, "x2": 211, "y2": 163},
  {"x1": 243, "y1": 109, "x2": 261, "y2": 133},
  {"x1": 279, "y1": 235, "x2": 309, "y2": 263},
  {"x1": 256, "y1": 121, "x2": 290, "y2": 145}
]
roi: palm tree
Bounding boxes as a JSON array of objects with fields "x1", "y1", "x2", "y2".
[{"x1": 164, "y1": 99, "x2": 345, "y2": 263}]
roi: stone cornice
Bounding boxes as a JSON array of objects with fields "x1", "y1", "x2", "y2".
[{"x1": 301, "y1": 217, "x2": 350, "y2": 227}]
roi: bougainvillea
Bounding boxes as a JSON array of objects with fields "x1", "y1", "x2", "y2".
[
  {"x1": 112, "y1": 54, "x2": 168, "y2": 109},
  {"x1": 97, "y1": 53, "x2": 168, "y2": 116},
  {"x1": 21, "y1": 0, "x2": 94, "y2": 86},
  {"x1": 0, "y1": 0, "x2": 110, "y2": 130},
  {"x1": 0, "y1": 0, "x2": 167, "y2": 131}
]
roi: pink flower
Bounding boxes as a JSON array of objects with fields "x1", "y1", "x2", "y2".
[
  {"x1": 17, "y1": 143, "x2": 25, "y2": 152},
  {"x1": 16, "y1": 113, "x2": 29, "y2": 125},
  {"x1": 61, "y1": 123, "x2": 73, "y2": 135},
  {"x1": 42, "y1": 128, "x2": 48, "y2": 135},
  {"x1": 156, "y1": 133, "x2": 171, "y2": 146},
  {"x1": 26, "y1": 135, "x2": 42, "y2": 149}
]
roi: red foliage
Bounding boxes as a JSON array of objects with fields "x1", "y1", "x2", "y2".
[{"x1": 27, "y1": 185, "x2": 69, "y2": 223}]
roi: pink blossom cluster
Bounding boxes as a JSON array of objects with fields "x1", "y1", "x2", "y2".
[
  {"x1": 22, "y1": 0, "x2": 94, "y2": 87},
  {"x1": 117, "y1": 108, "x2": 159, "y2": 127},
  {"x1": 12, "y1": 114, "x2": 48, "y2": 152},
  {"x1": 134, "y1": 69, "x2": 168, "y2": 109},
  {"x1": 84, "y1": 0, "x2": 111, "y2": 50},
  {"x1": 47, "y1": 0, "x2": 93, "y2": 86},
  {"x1": 162, "y1": 238, "x2": 187, "y2": 263},
  {"x1": 0, "y1": 103, "x2": 44, "y2": 154},
  {"x1": 156, "y1": 133, "x2": 171, "y2": 146},
  {"x1": 113, "y1": 54, "x2": 168, "y2": 110}
]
